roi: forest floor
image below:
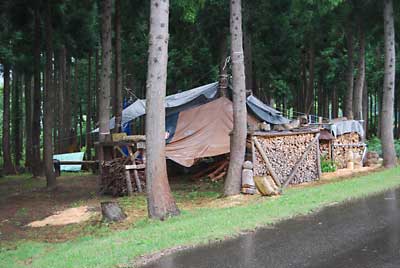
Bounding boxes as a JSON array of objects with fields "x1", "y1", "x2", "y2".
[{"x1": 0, "y1": 166, "x2": 399, "y2": 268}]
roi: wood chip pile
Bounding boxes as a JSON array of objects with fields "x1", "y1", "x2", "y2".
[
  {"x1": 253, "y1": 132, "x2": 320, "y2": 185},
  {"x1": 100, "y1": 158, "x2": 145, "y2": 196},
  {"x1": 333, "y1": 133, "x2": 365, "y2": 169}
]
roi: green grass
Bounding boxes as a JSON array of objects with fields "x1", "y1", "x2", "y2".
[{"x1": 1, "y1": 167, "x2": 400, "y2": 268}]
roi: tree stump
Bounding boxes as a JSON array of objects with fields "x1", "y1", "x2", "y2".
[{"x1": 101, "y1": 201, "x2": 127, "y2": 222}]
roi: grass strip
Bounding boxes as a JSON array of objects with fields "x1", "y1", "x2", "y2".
[{"x1": 1, "y1": 166, "x2": 399, "y2": 268}]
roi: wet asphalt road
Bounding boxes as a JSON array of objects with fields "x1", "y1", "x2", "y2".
[{"x1": 142, "y1": 188, "x2": 400, "y2": 268}]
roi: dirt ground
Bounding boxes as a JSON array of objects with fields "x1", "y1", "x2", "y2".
[
  {"x1": 0, "y1": 166, "x2": 380, "y2": 244},
  {"x1": 0, "y1": 172, "x2": 260, "y2": 243}
]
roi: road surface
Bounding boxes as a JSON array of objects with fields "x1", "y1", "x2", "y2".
[{"x1": 142, "y1": 188, "x2": 400, "y2": 268}]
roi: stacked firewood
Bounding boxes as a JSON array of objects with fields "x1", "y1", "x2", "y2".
[
  {"x1": 253, "y1": 133, "x2": 320, "y2": 185},
  {"x1": 333, "y1": 133, "x2": 365, "y2": 169},
  {"x1": 100, "y1": 158, "x2": 145, "y2": 196}
]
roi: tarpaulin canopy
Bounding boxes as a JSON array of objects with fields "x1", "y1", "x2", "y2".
[
  {"x1": 165, "y1": 97, "x2": 233, "y2": 167},
  {"x1": 246, "y1": 95, "x2": 290, "y2": 125},
  {"x1": 165, "y1": 97, "x2": 259, "y2": 167},
  {"x1": 94, "y1": 82, "x2": 289, "y2": 132},
  {"x1": 105, "y1": 82, "x2": 219, "y2": 130},
  {"x1": 329, "y1": 120, "x2": 364, "y2": 137}
]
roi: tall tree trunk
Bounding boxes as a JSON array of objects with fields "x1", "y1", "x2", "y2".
[
  {"x1": 99, "y1": 0, "x2": 112, "y2": 142},
  {"x1": 94, "y1": 48, "x2": 100, "y2": 124},
  {"x1": 43, "y1": 0, "x2": 56, "y2": 188},
  {"x1": 114, "y1": 0, "x2": 123, "y2": 132},
  {"x1": 344, "y1": 23, "x2": 354, "y2": 119},
  {"x1": 224, "y1": 0, "x2": 247, "y2": 196},
  {"x1": 353, "y1": 24, "x2": 366, "y2": 120},
  {"x1": 73, "y1": 60, "x2": 79, "y2": 136},
  {"x1": 332, "y1": 86, "x2": 339, "y2": 118},
  {"x1": 32, "y1": 5, "x2": 42, "y2": 177},
  {"x1": 145, "y1": 0, "x2": 180, "y2": 220},
  {"x1": 243, "y1": 28, "x2": 253, "y2": 91},
  {"x1": 86, "y1": 51, "x2": 92, "y2": 160},
  {"x1": 24, "y1": 74, "x2": 33, "y2": 170},
  {"x1": 362, "y1": 79, "x2": 368, "y2": 138},
  {"x1": 381, "y1": 0, "x2": 397, "y2": 167},
  {"x1": 306, "y1": 44, "x2": 315, "y2": 115},
  {"x1": 58, "y1": 46, "x2": 66, "y2": 152},
  {"x1": 300, "y1": 51, "x2": 307, "y2": 113},
  {"x1": 2, "y1": 64, "x2": 15, "y2": 174},
  {"x1": 12, "y1": 71, "x2": 22, "y2": 169},
  {"x1": 218, "y1": 34, "x2": 229, "y2": 97},
  {"x1": 64, "y1": 56, "x2": 72, "y2": 150}
]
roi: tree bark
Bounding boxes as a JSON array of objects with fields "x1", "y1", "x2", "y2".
[
  {"x1": 243, "y1": 28, "x2": 253, "y2": 91},
  {"x1": 43, "y1": 0, "x2": 56, "y2": 188},
  {"x1": 64, "y1": 56, "x2": 72, "y2": 150},
  {"x1": 113, "y1": 0, "x2": 123, "y2": 133},
  {"x1": 86, "y1": 51, "x2": 92, "y2": 160},
  {"x1": 73, "y1": 60, "x2": 79, "y2": 136},
  {"x1": 12, "y1": 71, "x2": 22, "y2": 169},
  {"x1": 306, "y1": 44, "x2": 315, "y2": 115},
  {"x1": 218, "y1": 34, "x2": 229, "y2": 97},
  {"x1": 145, "y1": 0, "x2": 180, "y2": 220},
  {"x1": 381, "y1": 0, "x2": 397, "y2": 167},
  {"x1": 32, "y1": 5, "x2": 42, "y2": 177},
  {"x1": 353, "y1": 24, "x2": 366, "y2": 120},
  {"x1": 24, "y1": 74, "x2": 33, "y2": 170},
  {"x1": 2, "y1": 64, "x2": 15, "y2": 174},
  {"x1": 362, "y1": 79, "x2": 368, "y2": 138},
  {"x1": 344, "y1": 23, "x2": 354, "y2": 119},
  {"x1": 99, "y1": 0, "x2": 112, "y2": 142},
  {"x1": 58, "y1": 47, "x2": 66, "y2": 152},
  {"x1": 224, "y1": 0, "x2": 247, "y2": 196}
]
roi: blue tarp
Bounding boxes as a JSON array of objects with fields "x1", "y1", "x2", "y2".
[{"x1": 53, "y1": 152, "x2": 85, "y2": 172}]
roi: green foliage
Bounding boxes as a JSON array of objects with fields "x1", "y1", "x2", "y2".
[
  {"x1": 366, "y1": 137, "x2": 400, "y2": 158},
  {"x1": 321, "y1": 157, "x2": 337, "y2": 173}
]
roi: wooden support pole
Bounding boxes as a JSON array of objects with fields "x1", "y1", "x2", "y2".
[
  {"x1": 253, "y1": 137, "x2": 282, "y2": 187},
  {"x1": 282, "y1": 133, "x2": 320, "y2": 189},
  {"x1": 124, "y1": 170, "x2": 134, "y2": 196},
  {"x1": 316, "y1": 137, "x2": 322, "y2": 179},
  {"x1": 133, "y1": 169, "x2": 142, "y2": 192}
]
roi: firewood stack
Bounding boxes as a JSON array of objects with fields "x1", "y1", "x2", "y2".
[
  {"x1": 333, "y1": 133, "x2": 365, "y2": 169},
  {"x1": 253, "y1": 132, "x2": 320, "y2": 185},
  {"x1": 100, "y1": 158, "x2": 146, "y2": 196}
]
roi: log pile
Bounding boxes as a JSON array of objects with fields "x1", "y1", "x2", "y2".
[
  {"x1": 100, "y1": 158, "x2": 145, "y2": 196},
  {"x1": 253, "y1": 132, "x2": 320, "y2": 185},
  {"x1": 332, "y1": 133, "x2": 365, "y2": 169}
]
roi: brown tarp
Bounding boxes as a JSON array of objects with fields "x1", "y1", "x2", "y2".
[
  {"x1": 165, "y1": 97, "x2": 233, "y2": 167},
  {"x1": 166, "y1": 97, "x2": 258, "y2": 167}
]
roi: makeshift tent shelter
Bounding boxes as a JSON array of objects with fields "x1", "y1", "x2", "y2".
[{"x1": 96, "y1": 82, "x2": 290, "y2": 167}]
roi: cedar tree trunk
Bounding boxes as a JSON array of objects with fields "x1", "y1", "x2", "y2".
[
  {"x1": 353, "y1": 24, "x2": 366, "y2": 120},
  {"x1": 99, "y1": 0, "x2": 112, "y2": 142},
  {"x1": 32, "y1": 5, "x2": 42, "y2": 177},
  {"x1": 224, "y1": 0, "x2": 247, "y2": 196},
  {"x1": 43, "y1": 0, "x2": 56, "y2": 188},
  {"x1": 2, "y1": 64, "x2": 15, "y2": 174},
  {"x1": 145, "y1": 0, "x2": 180, "y2": 220},
  {"x1": 381, "y1": 0, "x2": 397, "y2": 167},
  {"x1": 114, "y1": 0, "x2": 123, "y2": 132}
]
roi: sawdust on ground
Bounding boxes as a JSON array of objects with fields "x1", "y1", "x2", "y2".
[{"x1": 27, "y1": 206, "x2": 96, "y2": 227}]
